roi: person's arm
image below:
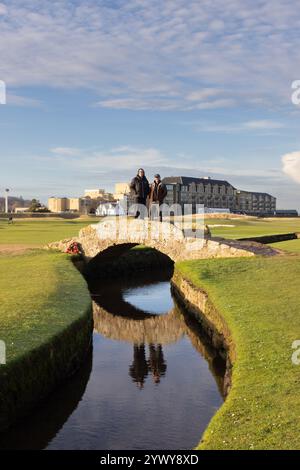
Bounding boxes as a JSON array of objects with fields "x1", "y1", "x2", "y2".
[
  {"x1": 145, "y1": 179, "x2": 150, "y2": 197},
  {"x1": 161, "y1": 183, "x2": 168, "y2": 200},
  {"x1": 129, "y1": 177, "x2": 137, "y2": 193}
]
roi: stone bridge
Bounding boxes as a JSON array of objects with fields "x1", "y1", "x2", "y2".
[{"x1": 46, "y1": 218, "x2": 279, "y2": 262}]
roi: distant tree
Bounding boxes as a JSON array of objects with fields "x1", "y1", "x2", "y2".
[
  {"x1": 28, "y1": 199, "x2": 40, "y2": 211},
  {"x1": 28, "y1": 199, "x2": 50, "y2": 213}
]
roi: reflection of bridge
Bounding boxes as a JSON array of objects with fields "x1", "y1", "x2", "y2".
[
  {"x1": 91, "y1": 269, "x2": 185, "y2": 345},
  {"x1": 47, "y1": 219, "x2": 278, "y2": 262},
  {"x1": 93, "y1": 302, "x2": 186, "y2": 345}
]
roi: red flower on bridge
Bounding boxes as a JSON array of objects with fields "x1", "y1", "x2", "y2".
[{"x1": 66, "y1": 241, "x2": 82, "y2": 255}]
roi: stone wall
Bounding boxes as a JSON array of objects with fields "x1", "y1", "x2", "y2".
[
  {"x1": 238, "y1": 232, "x2": 300, "y2": 244},
  {"x1": 171, "y1": 269, "x2": 234, "y2": 397},
  {"x1": 0, "y1": 212, "x2": 81, "y2": 219}
]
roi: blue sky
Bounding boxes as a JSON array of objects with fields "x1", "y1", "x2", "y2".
[{"x1": 1, "y1": 0, "x2": 300, "y2": 208}]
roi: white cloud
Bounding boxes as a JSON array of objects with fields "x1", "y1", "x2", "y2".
[
  {"x1": 95, "y1": 98, "x2": 179, "y2": 111},
  {"x1": 163, "y1": 157, "x2": 282, "y2": 179},
  {"x1": 244, "y1": 120, "x2": 285, "y2": 130},
  {"x1": 85, "y1": 148, "x2": 167, "y2": 170},
  {"x1": 0, "y1": 3, "x2": 7, "y2": 15},
  {"x1": 190, "y1": 99, "x2": 235, "y2": 110},
  {"x1": 282, "y1": 151, "x2": 300, "y2": 183},
  {"x1": 7, "y1": 93, "x2": 41, "y2": 107},
  {"x1": 209, "y1": 19, "x2": 225, "y2": 31},
  {"x1": 49, "y1": 145, "x2": 168, "y2": 170},
  {"x1": 45, "y1": 144, "x2": 283, "y2": 183},
  {"x1": 186, "y1": 88, "x2": 222, "y2": 101},
  {"x1": 0, "y1": 0, "x2": 299, "y2": 110},
  {"x1": 192, "y1": 119, "x2": 285, "y2": 133},
  {"x1": 51, "y1": 147, "x2": 81, "y2": 157}
]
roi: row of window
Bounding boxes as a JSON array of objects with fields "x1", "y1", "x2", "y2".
[
  {"x1": 166, "y1": 184, "x2": 233, "y2": 194},
  {"x1": 239, "y1": 196, "x2": 275, "y2": 202}
]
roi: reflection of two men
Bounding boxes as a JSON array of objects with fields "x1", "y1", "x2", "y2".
[{"x1": 129, "y1": 344, "x2": 167, "y2": 388}]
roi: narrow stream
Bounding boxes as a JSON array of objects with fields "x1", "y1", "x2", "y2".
[{"x1": 0, "y1": 269, "x2": 224, "y2": 450}]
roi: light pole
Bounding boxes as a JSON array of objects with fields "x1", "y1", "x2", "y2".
[{"x1": 5, "y1": 188, "x2": 9, "y2": 214}]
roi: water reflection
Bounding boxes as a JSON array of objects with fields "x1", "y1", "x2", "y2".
[
  {"x1": 90, "y1": 267, "x2": 174, "y2": 319},
  {"x1": 93, "y1": 300, "x2": 186, "y2": 346},
  {"x1": 129, "y1": 344, "x2": 167, "y2": 388},
  {"x1": 91, "y1": 271, "x2": 178, "y2": 391},
  {"x1": 0, "y1": 268, "x2": 226, "y2": 450},
  {"x1": 148, "y1": 344, "x2": 167, "y2": 384},
  {"x1": 91, "y1": 270, "x2": 226, "y2": 396},
  {"x1": 129, "y1": 344, "x2": 148, "y2": 388}
]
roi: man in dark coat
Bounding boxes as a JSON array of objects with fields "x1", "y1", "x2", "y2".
[
  {"x1": 148, "y1": 343, "x2": 167, "y2": 384},
  {"x1": 129, "y1": 344, "x2": 149, "y2": 389},
  {"x1": 149, "y1": 174, "x2": 167, "y2": 222},
  {"x1": 130, "y1": 168, "x2": 150, "y2": 219}
]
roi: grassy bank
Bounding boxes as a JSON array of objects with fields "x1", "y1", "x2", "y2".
[
  {"x1": 269, "y1": 239, "x2": 300, "y2": 253},
  {"x1": 175, "y1": 255, "x2": 300, "y2": 449},
  {"x1": 207, "y1": 217, "x2": 300, "y2": 239},
  {"x1": 0, "y1": 250, "x2": 92, "y2": 431},
  {"x1": 0, "y1": 218, "x2": 93, "y2": 246}
]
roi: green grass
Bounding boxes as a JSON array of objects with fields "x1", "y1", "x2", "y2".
[
  {"x1": 0, "y1": 250, "x2": 91, "y2": 363},
  {"x1": 0, "y1": 249, "x2": 92, "y2": 431},
  {"x1": 207, "y1": 217, "x2": 300, "y2": 239},
  {"x1": 0, "y1": 218, "x2": 94, "y2": 245},
  {"x1": 176, "y1": 255, "x2": 300, "y2": 449},
  {"x1": 268, "y1": 239, "x2": 300, "y2": 253}
]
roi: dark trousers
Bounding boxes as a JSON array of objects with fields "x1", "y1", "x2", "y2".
[
  {"x1": 150, "y1": 202, "x2": 163, "y2": 222},
  {"x1": 134, "y1": 198, "x2": 147, "y2": 219}
]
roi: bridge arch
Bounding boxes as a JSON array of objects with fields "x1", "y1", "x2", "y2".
[{"x1": 78, "y1": 219, "x2": 186, "y2": 262}]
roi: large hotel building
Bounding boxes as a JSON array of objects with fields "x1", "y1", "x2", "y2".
[{"x1": 161, "y1": 176, "x2": 276, "y2": 215}]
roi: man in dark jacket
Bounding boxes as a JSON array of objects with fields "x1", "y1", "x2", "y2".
[
  {"x1": 130, "y1": 168, "x2": 150, "y2": 219},
  {"x1": 149, "y1": 174, "x2": 167, "y2": 222},
  {"x1": 129, "y1": 344, "x2": 149, "y2": 389}
]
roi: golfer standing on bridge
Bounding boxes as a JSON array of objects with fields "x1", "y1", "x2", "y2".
[
  {"x1": 149, "y1": 174, "x2": 167, "y2": 222},
  {"x1": 130, "y1": 168, "x2": 150, "y2": 219}
]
